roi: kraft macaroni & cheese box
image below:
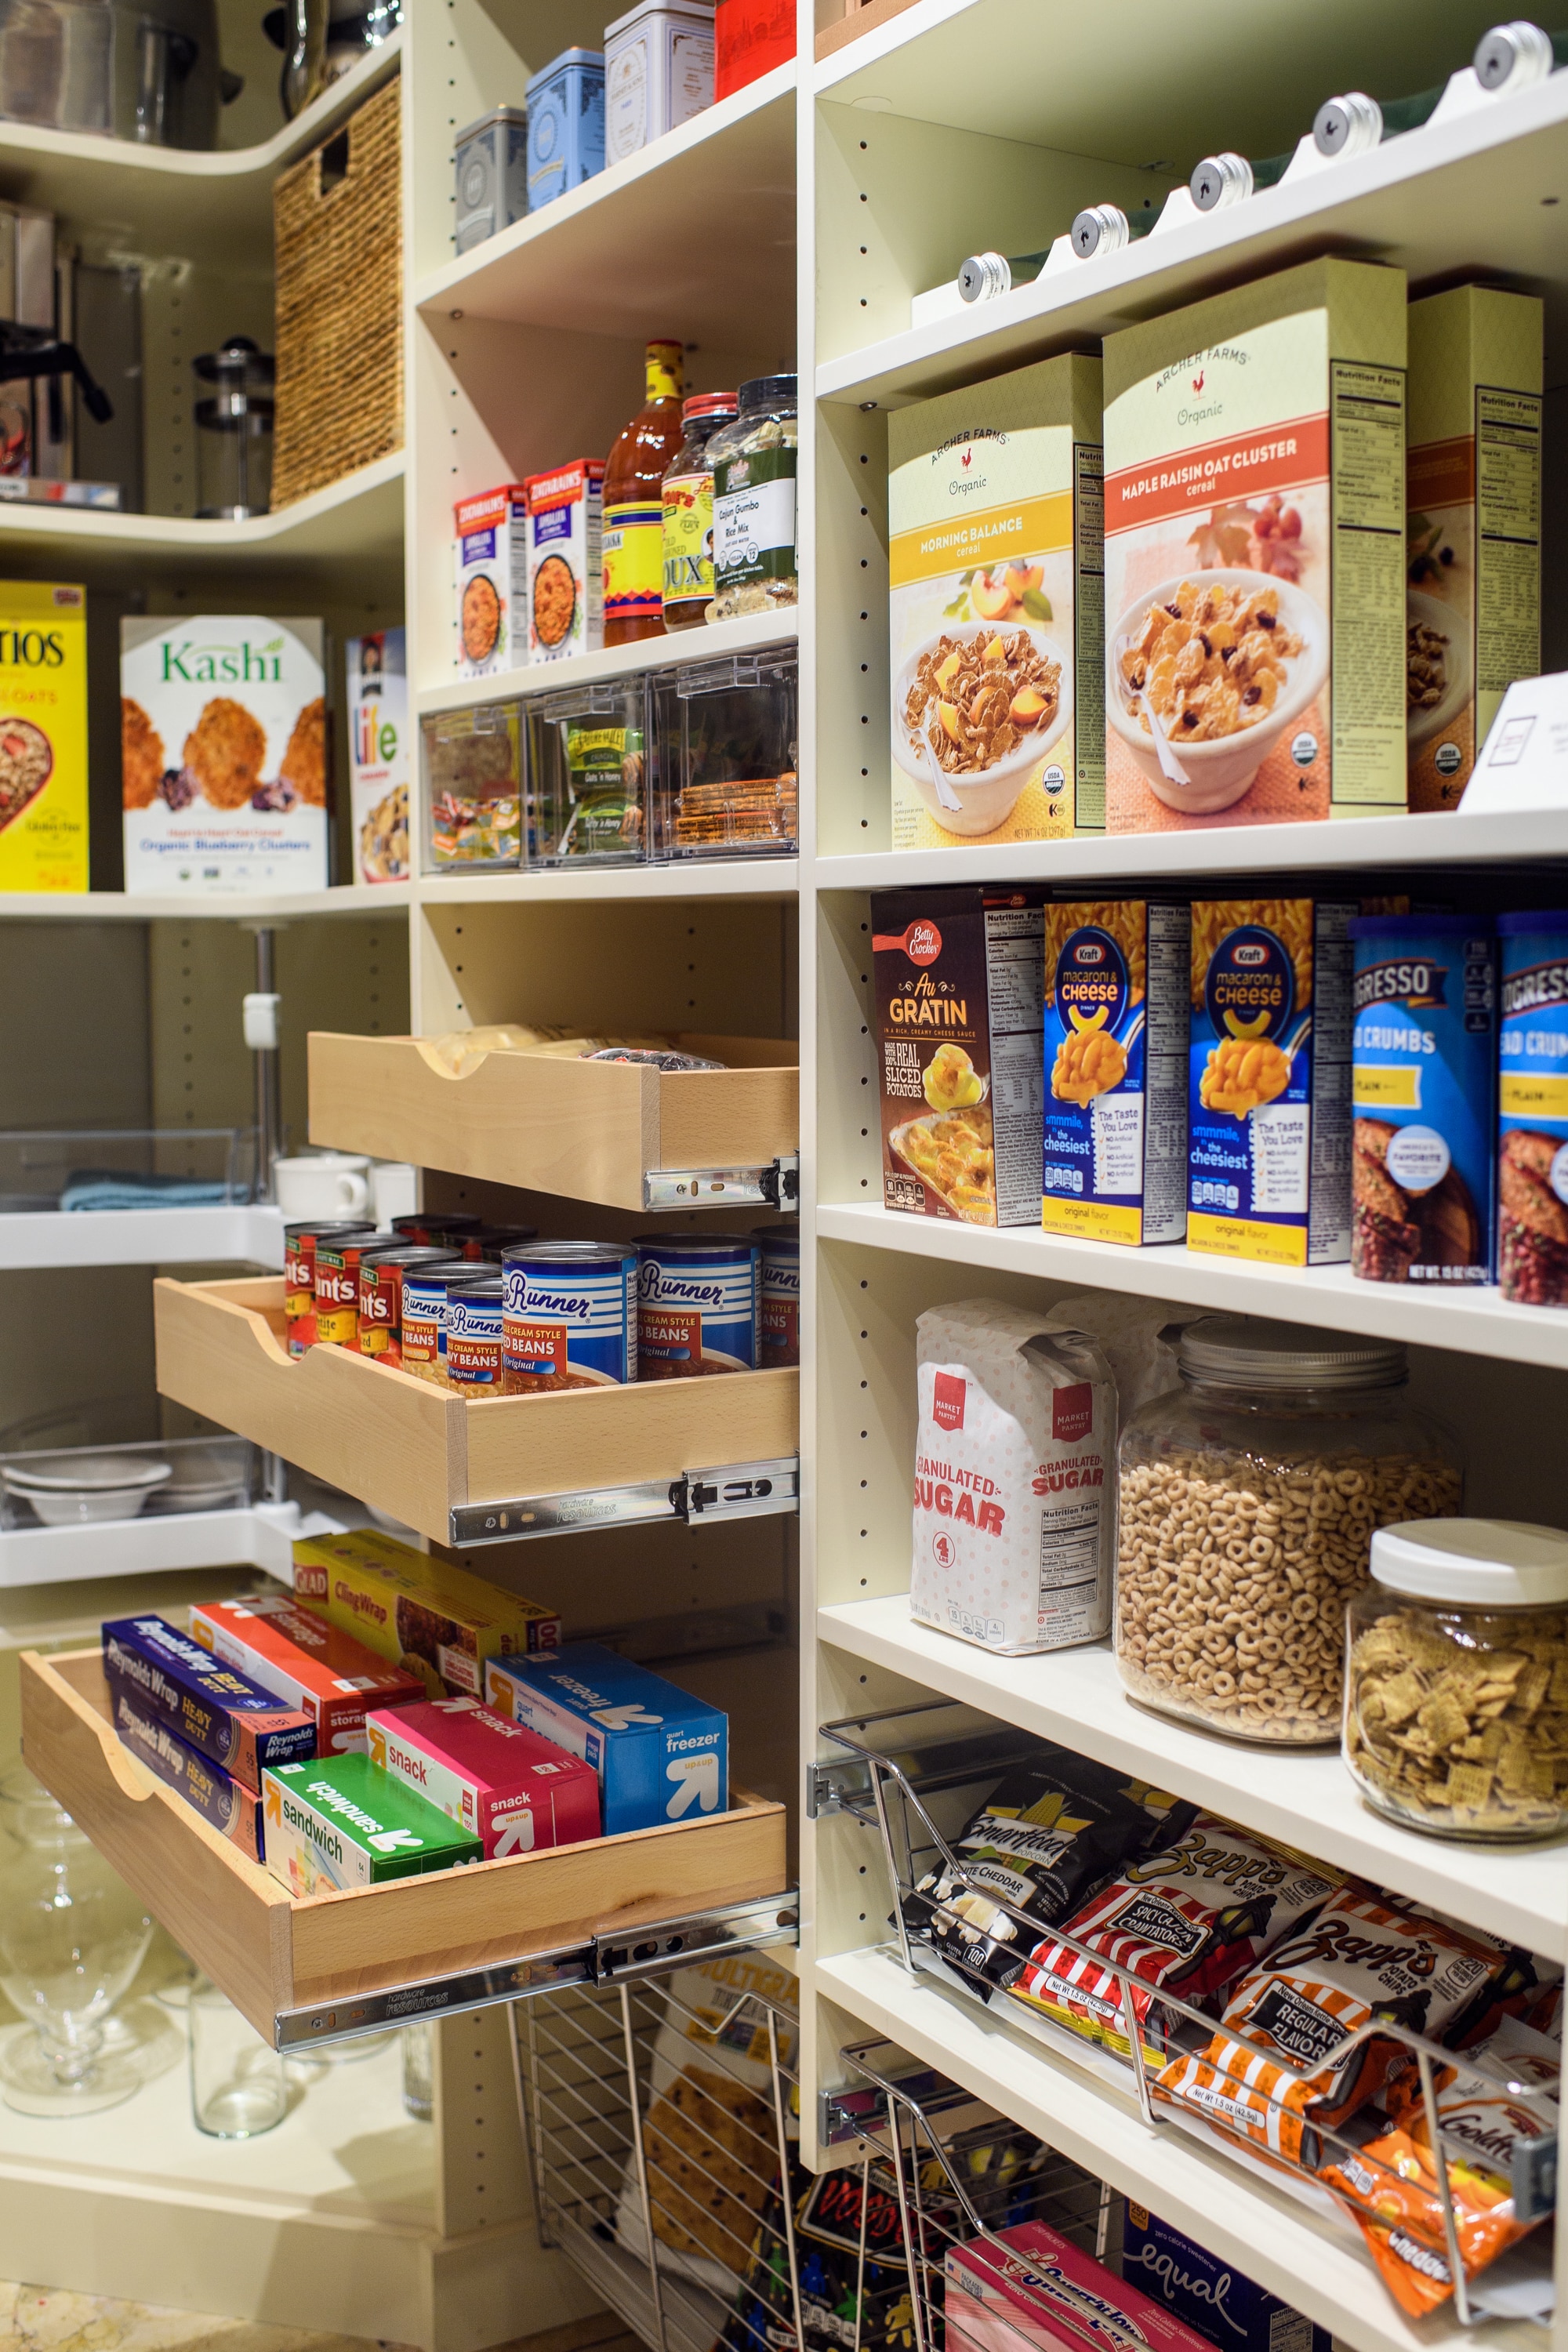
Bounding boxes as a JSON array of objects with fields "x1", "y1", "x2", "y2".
[
  {"x1": 292, "y1": 1529, "x2": 560, "y2": 1697},
  {"x1": 1043, "y1": 898, "x2": 1189, "y2": 1245},
  {"x1": 0, "y1": 580, "x2": 87, "y2": 892},
  {"x1": 103, "y1": 1613, "x2": 314, "y2": 1792},
  {"x1": 191, "y1": 1594, "x2": 424, "y2": 1754},
  {"x1": 111, "y1": 1679, "x2": 266, "y2": 1864},
  {"x1": 368, "y1": 1694, "x2": 601, "y2": 1857},
  {"x1": 262, "y1": 1755, "x2": 483, "y2": 1893},
  {"x1": 483, "y1": 1642, "x2": 727, "y2": 1835},
  {"x1": 1121, "y1": 2206, "x2": 1332, "y2": 2352}
]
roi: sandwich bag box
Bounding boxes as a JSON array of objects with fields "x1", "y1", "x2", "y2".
[
  {"x1": 889, "y1": 353, "x2": 1103, "y2": 848},
  {"x1": 484, "y1": 1642, "x2": 727, "y2": 1835},
  {"x1": 0, "y1": 580, "x2": 87, "y2": 892},
  {"x1": 872, "y1": 885, "x2": 1044, "y2": 1229},
  {"x1": 262, "y1": 1755, "x2": 483, "y2": 1893},
  {"x1": 347, "y1": 626, "x2": 409, "y2": 881},
  {"x1": 1102, "y1": 256, "x2": 1407, "y2": 834},
  {"x1": 1043, "y1": 898, "x2": 1189, "y2": 1245},
  {"x1": 1406, "y1": 285, "x2": 1542, "y2": 810},
  {"x1": 120, "y1": 615, "x2": 328, "y2": 892},
  {"x1": 191, "y1": 1595, "x2": 425, "y2": 1755},
  {"x1": 292, "y1": 1529, "x2": 561, "y2": 1698},
  {"x1": 367, "y1": 1693, "x2": 601, "y2": 1857}
]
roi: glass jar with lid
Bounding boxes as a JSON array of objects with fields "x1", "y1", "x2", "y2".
[
  {"x1": 1116, "y1": 1316, "x2": 1462, "y2": 1745},
  {"x1": 707, "y1": 375, "x2": 797, "y2": 622},
  {"x1": 1346, "y1": 1519, "x2": 1568, "y2": 1841},
  {"x1": 662, "y1": 390, "x2": 738, "y2": 631}
]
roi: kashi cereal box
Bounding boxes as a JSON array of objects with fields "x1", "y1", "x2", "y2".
[
  {"x1": 1043, "y1": 899, "x2": 1189, "y2": 1246},
  {"x1": 1188, "y1": 898, "x2": 1356, "y2": 1265},
  {"x1": 1102, "y1": 257, "x2": 1407, "y2": 833},
  {"x1": 0, "y1": 581, "x2": 87, "y2": 891},
  {"x1": 888, "y1": 353, "x2": 1103, "y2": 847},
  {"x1": 1406, "y1": 285, "x2": 1542, "y2": 810},
  {"x1": 121, "y1": 615, "x2": 328, "y2": 893}
]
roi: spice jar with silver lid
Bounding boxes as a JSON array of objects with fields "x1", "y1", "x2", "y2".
[
  {"x1": 707, "y1": 375, "x2": 797, "y2": 622},
  {"x1": 1346, "y1": 1519, "x2": 1568, "y2": 1841},
  {"x1": 1116, "y1": 1315, "x2": 1461, "y2": 1746}
]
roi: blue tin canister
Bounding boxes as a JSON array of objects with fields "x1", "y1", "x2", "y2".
[
  {"x1": 525, "y1": 48, "x2": 605, "y2": 212},
  {"x1": 635, "y1": 1232, "x2": 759, "y2": 1379},
  {"x1": 501, "y1": 1242, "x2": 637, "y2": 1389}
]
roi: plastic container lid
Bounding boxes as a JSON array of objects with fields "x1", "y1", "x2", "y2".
[
  {"x1": 1174, "y1": 1314, "x2": 1407, "y2": 1392},
  {"x1": 683, "y1": 391, "x2": 738, "y2": 423},
  {"x1": 1371, "y1": 1518, "x2": 1568, "y2": 1605},
  {"x1": 738, "y1": 375, "x2": 797, "y2": 412}
]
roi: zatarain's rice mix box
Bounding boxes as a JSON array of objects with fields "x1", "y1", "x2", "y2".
[
  {"x1": 1043, "y1": 899, "x2": 1189, "y2": 1246},
  {"x1": 0, "y1": 580, "x2": 87, "y2": 891}
]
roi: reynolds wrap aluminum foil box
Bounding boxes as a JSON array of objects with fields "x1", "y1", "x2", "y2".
[
  {"x1": 103, "y1": 1614, "x2": 314, "y2": 1792},
  {"x1": 111, "y1": 1679, "x2": 266, "y2": 1864},
  {"x1": 367, "y1": 1694, "x2": 601, "y2": 1857},
  {"x1": 483, "y1": 1642, "x2": 727, "y2": 1835}
]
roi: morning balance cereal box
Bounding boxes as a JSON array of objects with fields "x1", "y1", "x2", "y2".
[
  {"x1": 1103, "y1": 258, "x2": 1407, "y2": 833},
  {"x1": 1043, "y1": 899, "x2": 1189, "y2": 1246},
  {"x1": 0, "y1": 580, "x2": 87, "y2": 891},
  {"x1": 888, "y1": 354, "x2": 1102, "y2": 847}
]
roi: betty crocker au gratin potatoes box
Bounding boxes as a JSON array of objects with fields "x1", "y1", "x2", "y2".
[
  {"x1": 0, "y1": 580, "x2": 86, "y2": 891},
  {"x1": 1102, "y1": 256, "x2": 1407, "y2": 834}
]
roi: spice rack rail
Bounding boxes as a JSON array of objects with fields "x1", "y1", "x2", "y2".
[
  {"x1": 152, "y1": 1276, "x2": 800, "y2": 1545},
  {"x1": 20, "y1": 1646, "x2": 792, "y2": 2049},
  {"x1": 307, "y1": 1033, "x2": 800, "y2": 1212}
]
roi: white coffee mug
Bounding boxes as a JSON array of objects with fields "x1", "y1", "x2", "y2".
[{"x1": 273, "y1": 1155, "x2": 372, "y2": 1219}]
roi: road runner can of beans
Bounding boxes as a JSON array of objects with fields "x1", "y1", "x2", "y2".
[
  {"x1": 313, "y1": 1229, "x2": 394, "y2": 1348},
  {"x1": 635, "y1": 1233, "x2": 759, "y2": 1378},
  {"x1": 285, "y1": 1221, "x2": 376, "y2": 1357},
  {"x1": 357, "y1": 1247, "x2": 453, "y2": 1365},
  {"x1": 752, "y1": 1224, "x2": 800, "y2": 1367},
  {"x1": 399, "y1": 1258, "x2": 502, "y2": 1383},
  {"x1": 444, "y1": 1278, "x2": 506, "y2": 1391},
  {"x1": 501, "y1": 1243, "x2": 637, "y2": 1391},
  {"x1": 1499, "y1": 911, "x2": 1568, "y2": 1305}
]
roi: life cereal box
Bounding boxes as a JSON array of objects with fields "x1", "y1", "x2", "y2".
[
  {"x1": 347, "y1": 627, "x2": 409, "y2": 881},
  {"x1": 1043, "y1": 898, "x2": 1189, "y2": 1246},
  {"x1": 0, "y1": 580, "x2": 87, "y2": 892}
]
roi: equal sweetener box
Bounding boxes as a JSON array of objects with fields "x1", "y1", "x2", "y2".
[
  {"x1": 945, "y1": 2220, "x2": 1215, "y2": 2352},
  {"x1": 483, "y1": 1642, "x2": 727, "y2": 1835},
  {"x1": 367, "y1": 1694, "x2": 601, "y2": 1857},
  {"x1": 111, "y1": 1679, "x2": 266, "y2": 1864},
  {"x1": 292, "y1": 1530, "x2": 560, "y2": 1698},
  {"x1": 191, "y1": 1595, "x2": 424, "y2": 1755},
  {"x1": 103, "y1": 1614, "x2": 314, "y2": 1793},
  {"x1": 262, "y1": 1755, "x2": 482, "y2": 1893},
  {"x1": 1121, "y1": 2207, "x2": 1332, "y2": 2352}
]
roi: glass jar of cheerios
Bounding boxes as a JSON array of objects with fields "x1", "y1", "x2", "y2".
[{"x1": 1116, "y1": 1316, "x2": 1461, "y2": 1746}]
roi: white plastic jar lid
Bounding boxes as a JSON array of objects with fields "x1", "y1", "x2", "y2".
[{"x1": 1371, "y1": 1518, "x2": 1568, "y2": 1606}]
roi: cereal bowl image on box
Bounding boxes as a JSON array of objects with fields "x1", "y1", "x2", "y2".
[
  {"x1": 1108, "y1": 568, "x2": 1328, "y2": 816},
  {"x1": 1406, "y1": 586, "x2": 1475, "y2": 755},
  {"x1": 893, "y1": 619, "x2": 1071, "y2": 837}
]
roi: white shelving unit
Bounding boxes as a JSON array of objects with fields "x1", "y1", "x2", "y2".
[
  {"x1": 0, "y1": 1500, "x2": 333, "y2": 1592},
  {"x1": 0, "y1": 1204, "x2": 284, "y2": 1271}
]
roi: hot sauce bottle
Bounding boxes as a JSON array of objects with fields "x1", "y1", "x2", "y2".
[{"x1": 604, "y1": 339, "x2": 684, "y2": 645}]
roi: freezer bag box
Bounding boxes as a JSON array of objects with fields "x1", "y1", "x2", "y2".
[
  {"x1": 191, "y1": 1595, "x2": 425, "y2": 1755},
  {"x1": 1043, "y1": 898, "x2": 1189, "y2": 1245},
  {"x1": 945, "y1": 2220, "x2": 1216, "y2": 2352},
  {"x1": 262, "y1": 1755, "x2": 483, "y2": 1893},
  {"x1": 292, "y1": 1529, "x2": 561, "y2": 1698},
  {"x1": 1121, "y1": 2206, "x2": 1333, "y2": 2352},
  {"x1": 484, "y1": 1642, "x2": 727, "y2": 1835},
  {"x1": 111, "y1": 1679, "x2": 266, "y2": 1864},
  {"x1": 102, "y1": 1614, "x2": 315, "y2": 1792},
  {"x1": 367, "y1": 1693, "x2": 601, "y2": 1857}
]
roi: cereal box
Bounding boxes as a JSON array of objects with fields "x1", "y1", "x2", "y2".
[
  {"x1": 191, "y1": 1595, "x2": 424, "y2": 1755},
  {"x1": 1103, "y1": 256, "x2": 1407, "y2": 833},
  {"x1": 872, "y1": 884, "x2": 1045, "y2": 1228},
  {"x1": 292, "y1": 1529, "x2": 560, "y2": 1698},
  {"x1": 1043, "y1": 899, "x2": 1189, "y2": 1245},
  {"x1": 524, "y1": 459, "x2": 604, "y2": 660},
  {"x1": 1497, "y1": 909, "x2": 1568, "y2": 1305},
  {"x1": 1350, "y1": 913, "x2": 1497, "y2": 1283},
  {"x1": 455, "y1": 484, "x2": 527, "y2": 677},
  {"x1": 347, "y1": 627, "x2": 408, "y2": 881},
  {"x1": 111, "y1": 1677, "x2": 267, "y2": 1864},
  {"x1": 103, "y1": 1613, "x2": 314, "y2": 1792},
  {"x1": 1120, "y1": 2207, "x2": 1333, "y2": 2352},
  {"x1": 1406, "y1": 285, "x2": 1542, "y2": 810},
  {"x1": 120, "y1": 615, "x2": 328, "y2": 893},
  {"x1": 484, "y1": 1643, "x2": 726, "y2": 1835},
  {"x1": 888, "y1": 354, "x2": 1103, "y2": 847},
  {"x1": 1188, "y1": 898, "x2": 1355, "y2": 1265},
  {"x1": 262, "y1": 1755, "x2": 482, "y2": 1892},
  {"x1": 0, "y1": 580, "x2": 86, "y2": 891},
  {"x1": 946, "y1": 2221, "x2": 1216, "y2": 2352},
  {"x1": 367, "y1": 1693, "x2": 600, "y2": 1857}
]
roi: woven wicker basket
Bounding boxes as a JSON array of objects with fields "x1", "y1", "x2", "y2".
[{"x1": 271, "y1": 75, "x2": 402, "y2": 510}]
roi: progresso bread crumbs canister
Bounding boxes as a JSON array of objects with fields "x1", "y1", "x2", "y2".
[
  {"x1": 357, "y1": 1247, "x2": 454, "y2": 1366},
  {"x1": 444, "y1": 1277, "x2": 506, "y2": 1392},
  {"x1": 501, "y1": 1243, "x2": 637, "y2": 1391},
  {"x1": 1499, "y1": 911, "x2": 1568, "y2": 1306},
  {"x1": 752, "y1": 1224, "x2": 800, "y2": 1367},
  {"x1": 285, "y1": 1221, "x2": 376, "y2": 1356},
  {"x1": 399, "y1": 1258, "x2": 502, "y2": 1383},
  {"x1": 635, "y1": 1233, "x2": 759, "y2": 1378}
]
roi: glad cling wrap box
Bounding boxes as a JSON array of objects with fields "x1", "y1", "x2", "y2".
[
  {"x1": 945, "y1": 2220, "x2": 1215, "y2": 2352},
  {"x1": 1043, "y1": 899, "x2": 1189, "y2": 1245},
  {"x1": 888, "y1": 353, "x2": 1103, "y2": 848},
  {"x1": 1497, "y1": 912, "x2": 1568, "y2": 1306},
  {"x1": 1103, "y1": 256, "x2": 1407, "y2": 834},
  {"x1": 1188, "y1": 898, "x2": 1356, "y2": 1265},
  {"x1": 292, "y1": 1529, "x2": 560, "y2": 1699},
  {"x1": 910, "y1": 1299, "x2": 1114, "y2": 1657},
  {"x1": 484, "y1": 1642, "x2": 726, "y2": 1835}
]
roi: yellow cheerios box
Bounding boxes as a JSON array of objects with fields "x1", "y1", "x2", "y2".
[{"x1": 0, "y1": 581, "x2": 88, "y2": 891}]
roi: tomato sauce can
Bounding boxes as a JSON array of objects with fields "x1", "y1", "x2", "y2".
[
  {"x1": 752, "y1": 1223, "x2": 800, "y2": 1367},
  {"x1": 635, "y1": 1233, "x2": 760, "y2": 1379},
  {"x1": 461, "y1": 1222, "x2": 539, "y2": 1261},
  {"x1": 399, "y1": 1258, "x2": 502, "y2": 1383},
  {"x1": 445, "y1": 1277, "x2": 506, "y2": 1391},
  {"x1": 501, "y1": 1243, "x2": 637, "y2": 1391},
  {"x1": 313, "y1": 1229, "x2": 394, "y2": 1348},
  {"x1": 391, "y1": 1211, "x2": 487, "y2": 1250},
  {"x1": 285, "y1": 1220, "x2": 376, "y2": 1357},
  {"x1": 357, "y1": 1246, "x2": 455, "y2": 1365}
]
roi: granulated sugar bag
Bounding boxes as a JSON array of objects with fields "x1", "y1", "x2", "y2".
[
  {"x1": 1045, "y1": 1290, "x2": 1198, "y2": 1417},
  {"x1": 911, "y1": 1298, "x2": 1114, "y2": 1656}
]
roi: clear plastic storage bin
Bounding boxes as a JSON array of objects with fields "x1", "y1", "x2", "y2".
[
  {"x1": 0, "y1": 1128, "x2": 257, "y2": 1210},
  {"x1": 526, "y1": 678, "x2": 651, "y2": 867},
  {"x1": 654, "y1": 648, "x2": 797, "y2": 858},
  {"x1": 422, "y1": 702, "x2": 523, "y2": 871}
]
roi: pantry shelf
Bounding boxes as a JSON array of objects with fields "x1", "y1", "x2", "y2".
[
  {"x1": 0, "y1": 1500, "x2": 338, "y2": 1593},
  {"x1": 0, "y1": 884, "x2": 412, "y2": 922},
  {"x1": 152, "y1": 1276, "x2": 800, "y2": 1545},
  {"x1": 815, "y1": 1201, "x2": 1568, "y2": 1371},
  {"x1": 416, "y1": 859, "x2": 800, "y2": 906},
  {"x1": 0, "y1": 454, "x2": 405, "y2": 572},
  {"x1": 816, "y1": 1595, "x2": 1568, "y2": 1955},
  {"x1": 811, "y1": 1944, "x2": 1537, "y2": 2352},
  {"x1": 0, "y1": 1203, "x2": 285, "y2": 1271},
  {"x1": 412, "y1": 608, "x2": 799, "y2": 718}
]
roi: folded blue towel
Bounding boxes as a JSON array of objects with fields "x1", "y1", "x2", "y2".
[{"x1": 61, "y1": 1173, "x2": 236, "y2": 1214}]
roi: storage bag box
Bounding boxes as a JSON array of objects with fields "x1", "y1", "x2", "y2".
[
  {"x1": 103, "y1": 1614, "x2": 314, "y2": 1792},
  {"x1": 111, "y1": 1678, "x2": 266, "y2": 1864},
  {"x1": 191, "y1": 1595, "x2": 424, "y2": 1755},
  {"x1": 367, "y1": 1694, "x2": 601, "y2": 1857},
  {"x1": 484, "y1": 1642, "x2": 727, "y2": 1835},
  {"x1": 262, "y1": 1755, "x2": 482, "y2": 1893}
]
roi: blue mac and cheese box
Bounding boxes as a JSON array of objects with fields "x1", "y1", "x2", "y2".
[
  {"x1": 1043, "y1": 898, "x2": 1189, "y2": 1246},
  {"x1": 483, "y1": 1642, "x2": 727, "y2": 1835},
  {"x1": 103, "y1": 1614, "x2": 315, "y2": 1793},
  {"x1": 1122, "y1": 2206, "x2": 1331, "y2": 2352}
]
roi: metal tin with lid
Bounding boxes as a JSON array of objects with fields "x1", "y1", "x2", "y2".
[{"x1": 501, "y1": 1242, "x2": 637, "y2": 1391}]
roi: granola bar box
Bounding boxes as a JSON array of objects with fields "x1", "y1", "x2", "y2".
[
  {"x1": 292, "y1": 1528, "x2": 561, "y2": 1699},
  {"x1": 888, "y1": 354, "x2": 1102, "y2": 848},
  {"x1": 120, "y1": 615, "x2": 328, "y2": 893},
  {"x1": 1043, "y1": 899, "x2": 1189, "y2": 1246},
  {"x1": 1406, "y1": 285, "x2": 1542, "y2": 811},
  {"x1": 347, "y1": 626, "x2": 408, "y2": 881},
  {"x1": 1102, "y1": 256, "x2": 1407, "y2": 833},
  {"x1": 1188, "y1": 898, "x2": 1356, "y2": 1265},
  {"x1": 871, "y1": 885, "x2": 1045, "y2": 1228},
  {"x1": 0, "y1": 580, "x2": 87, "y2": 892},
  {"x1": 1497, "y1": 910, "x2": 1568, "y2": 1305}
]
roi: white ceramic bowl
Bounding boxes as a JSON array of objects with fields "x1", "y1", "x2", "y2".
[
  {"x1": 1406, "y1": 587, "x2": 1474, "y2": 752},
  {"x1": 2, "y1": 1454, "x2": 171, "y2": 1526},
  {"x1": 892, "y1": 620, "x2": 1072, "y2": 837},
  {"x1": 1106, "y1": 568, "x2": 1330, "y2": 815}
]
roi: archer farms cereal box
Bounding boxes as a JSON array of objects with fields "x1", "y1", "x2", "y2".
[
  {"x1": 1103, "y1": 256, "x2": 1407, "y2": 834},
  {"x1": 121, "y1": 616, "x2": 328, "y2": 893},
  {"x1": 889, "y1": 353, "x2": 1102, "y2": 848},
  {"x1": 0, "y1": 581, "x2": 87, "y2": 892},
  {"x1": 1043, "y1": 899, "x2": 1189, "y2": 1246},
  {"x1": 347, "y1": 628, "x2": 409, "y2": 881}
]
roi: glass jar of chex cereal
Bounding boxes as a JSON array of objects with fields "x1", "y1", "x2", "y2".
[{"x1": 1345, "y1": 1519, "x2": 1568, "y2": 1840}]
